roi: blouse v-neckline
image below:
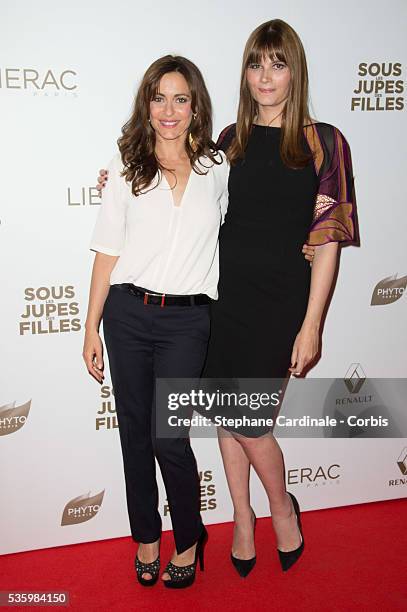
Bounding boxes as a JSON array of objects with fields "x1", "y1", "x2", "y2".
[{"x1": 161, "y1": 168, "x2": 194, "y2": 208}]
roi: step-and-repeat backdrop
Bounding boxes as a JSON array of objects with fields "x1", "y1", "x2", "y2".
[{"x1": 1, "y1": 0, "x2": 406, "y2": 554}]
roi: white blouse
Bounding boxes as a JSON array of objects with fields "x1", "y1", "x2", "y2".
[{"x1": 90, "y1": 150, "x2": 229, "y2": 299}]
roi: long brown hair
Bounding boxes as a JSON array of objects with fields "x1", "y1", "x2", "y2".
[
  {"x1": 118, "y1": 55, "x2": 220, "y2": 196},
  {"x1": 228, "y1": 19, "x2": 312, "y2": 168}
]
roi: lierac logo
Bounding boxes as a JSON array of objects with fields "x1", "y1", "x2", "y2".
[
  {"x1": 287, "y1": 463, "x2": 341, "y2": 486},
  {"x1": 67, "y1": 187, "x2": 100, "y2": 207},
  {"x1": 344, "y1": 364, "x2": 366, "y2": 394},
  {"x1": 371, "y1": 274, "x2": 407, "y2": 306},
  {"x1": 397, "y1": 447, "x2": 407, "y2": 475},
  {"x1": 0, "y1": 68, "x2": 77, "y2": 92},
  {"x1": 0, "y1": 400, "x2": 31, "y2": 436},
  {"x1": 61, "y1": 490, "x2": 105, "y2": 526}
]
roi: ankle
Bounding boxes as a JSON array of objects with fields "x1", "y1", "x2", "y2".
[
  {"x1": 270, "y1": 492, "x2": 293, "y2": 519},
  {"x1": 176, "y1": 545, "x2": 195, "y2": 559},
  {"x1": 138, "y1": 540, "x2": 160, "y2": 560},
  {"x1": 139, "y1": 542, "x2": 159, "y2": 551},
  {"x1": 233, "y1": 508, "x2": 254, "y2": 522}
]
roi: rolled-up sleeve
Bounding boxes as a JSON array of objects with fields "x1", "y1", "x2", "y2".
[
  {"x1": 90, "y1": 154, "x2": 127, "y2": 256},
  {"x1": 308, "y1": 127, "x2": 356, "y2": 246}
]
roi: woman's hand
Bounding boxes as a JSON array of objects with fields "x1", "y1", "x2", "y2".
[
  {"x1": 83, "y1": 329, "x2": 105, "y2": 383},
  {"x1": 302, "y1": 243, "x2": 315, "y2": 265},
  {"x1": 96, "y1": 169, "x2": 109, "y2": 196},
  {"x1": 289, "y1": 322, "x2": 319, "y2": 376}
]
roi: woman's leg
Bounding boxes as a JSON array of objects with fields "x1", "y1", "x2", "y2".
[
  {"x1": 233, "y1": 432, "x2": 302, "y2": 551},
  {"x1": 151, "y1": 304, "x2": 210, "y2": 578},
  {"x1": 217, "y1": 429, "x2": 255, "y2": 559},
  {"x1": 103, "y1": 288, "x2": 161, "y2": 578}
]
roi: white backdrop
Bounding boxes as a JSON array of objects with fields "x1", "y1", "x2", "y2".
[{"x1": 1, "y1": 0, "x2": 406, "y2": 555}]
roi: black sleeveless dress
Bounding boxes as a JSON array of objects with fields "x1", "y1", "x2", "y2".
[
  {"x1": 203, "y1": 124, "x2": 318, "y2": 380},
  {"x1": 201, "y1": 122, "x2": 356, "y2": 436}
]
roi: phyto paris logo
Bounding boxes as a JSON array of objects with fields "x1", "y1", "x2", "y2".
[
  {"x1": 344, "y1": 363, "x2": 366, "y2": 394},
  {"x1": 0, "y1": 67, "x2": 78, "y2": 97},
  {"x1": 0, "y1": 400, "x2": 31, "y2": 436},
  {"x1": 61, "y1": 490, "x2": 105, "y2": 526},
  {"x1": 371, "y1": 274, "x2": 407, "y2": 306},
  {"x1": 19, "y1": 285, "x2": 81, "y2": 336},
  {"x1": 351, "y1": 62, "x2": 404, "y2": 111}
]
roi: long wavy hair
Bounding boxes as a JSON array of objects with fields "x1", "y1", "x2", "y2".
[
  {"x1": 118, "y1": 55, "x2": 220, "y2": 196},
  {"x1": 228, "y1": 19, "x2": 312, "y2": 168}
]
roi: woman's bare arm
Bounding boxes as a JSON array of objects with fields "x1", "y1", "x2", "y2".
[
  {"x1": 303, "y1": 242, "x2": 338, "y2": 327},
  {"x1": 85, "y1": 252, "x2": 118, "y2": 331},
  {"x1": 290, "y1": 242, "x2": 338, "y2": 375},
  {"x1": 83, "y1": 252, "x2": 119, "y2": 382}
]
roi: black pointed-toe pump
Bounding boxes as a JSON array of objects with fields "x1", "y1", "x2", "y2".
[
  {"x1": 231, "y1": 509, "x2": 257, "y2": 578},
  {"x1": 277, "y1": 492, "x2": 304, "y2": 572},
  {"x1": 230, "y1": 553, "x2": 256, "y2": 578}
]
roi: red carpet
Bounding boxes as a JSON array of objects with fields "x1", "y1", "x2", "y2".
[{"x1": 1, "y1": 499, "x2": 406, "y2": 611}]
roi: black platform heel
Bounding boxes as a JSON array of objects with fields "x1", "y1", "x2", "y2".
[
  {"x1": 277, "y1": 492, "x2": 304, "y2": 571},
  {"x1": 163, "y1": 526, "x2": 208, "y2": 589},
  {"x1": 135, "y1": 554, "x2": 160, "y2": 586},
  {"x1": 231, "y1": 508, "x2": 257, "y2": 578}
]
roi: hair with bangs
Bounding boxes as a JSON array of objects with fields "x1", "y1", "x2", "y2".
[
  {"x1": 227, "y1": 19, "x2": 312, "y2": 168},
  {"x1": 118, "y1": 55, "x2": 220, "y2": 196}
]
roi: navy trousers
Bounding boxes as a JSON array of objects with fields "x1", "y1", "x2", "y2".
[{"x1": 102, "y1": 284, "x2": 210, "y2": 554}]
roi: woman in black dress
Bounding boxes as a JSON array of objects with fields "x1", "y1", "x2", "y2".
[{"x1": 203, "y1": 19, "x2": 356, "y2": 575}]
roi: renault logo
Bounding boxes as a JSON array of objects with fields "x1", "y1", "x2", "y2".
[
  {"x1": 344, "y1": 364, "x2": 366, "y2": 394},
  {"x1": 397, "y1": 447, "x2": 407, "y2": 475}
]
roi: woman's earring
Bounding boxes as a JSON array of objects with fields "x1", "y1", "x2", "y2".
[{"x1": 189, "y1": 113, "x2": 197, "y2": 148}]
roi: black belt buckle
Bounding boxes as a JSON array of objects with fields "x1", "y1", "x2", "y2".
[{"x1": 143, "y1": 290, "x2": 166, "y2": 307}]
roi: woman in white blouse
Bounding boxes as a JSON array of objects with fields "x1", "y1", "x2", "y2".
[{"x1": 83, "y1": 55, "x2": 228, "y2": 589}]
